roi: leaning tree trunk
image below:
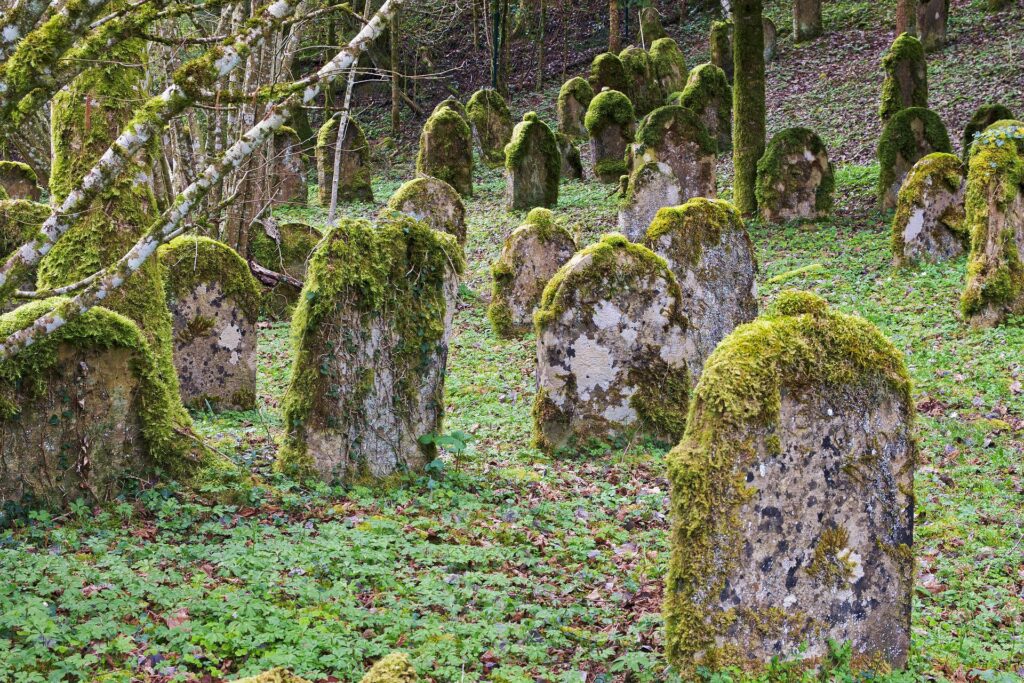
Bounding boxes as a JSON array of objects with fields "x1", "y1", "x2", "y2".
[
  {"x1": 793, "y1": 0, "x2": 822, "y2": 42},
  {"x1": 916, "y1": 0, "x2": 948, "y2": 52},
  {"x1": 732, "y1": 0, "x2": 766, "y2": 215}
]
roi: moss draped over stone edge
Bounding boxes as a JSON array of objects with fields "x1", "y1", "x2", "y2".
[
  {"x1": 755, "y1": 126, "x2": 834, "y2": 219},
  {"x1": 158, "y1": 235, "x2": 263, "y2": 322}
]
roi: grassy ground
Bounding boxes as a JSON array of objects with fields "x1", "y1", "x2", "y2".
[{"x1": 2, "y1": 0, "x2": 1024, "y2": 681}]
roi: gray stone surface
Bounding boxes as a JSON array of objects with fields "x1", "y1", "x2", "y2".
[
  {"x1": 893, "y1": 153, "x2": 966, "y2": 266},
  {"x1": 618, "y1": 161, "x2": 683, "y2": 241}
]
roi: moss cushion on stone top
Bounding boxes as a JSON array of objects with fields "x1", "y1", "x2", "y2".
[
  {"x1": 158, "y1": 236, "x2": 262, "y2": 322},
  {"x1": 416, "y1": 107, "x2": 474, "y2": 197},
  {"x1": 879, "y1": 32, "x2": 927, "y2": 123},
  {"x1": 385, "y1": 176, "x2": 468, "y2": 245},
  {"x1": 649, "y1": 37, "x2": 687, "y2": 96},
  {"x1": 877, "y1": 106, "x2": 952, "y2": 209},
  {"x1": 635, "y1": 105, "x2": 717, "y2": 158},
  {"x1": 677, "y1": 63, "x2": 732, "y2": 151},
  {"x1": 466, "y1": 88, "x2": 514, "y2": 166},
  {"x1": 618, "y1": 46, "x2": 663, "y2": 118},
  {"x1": 962, "y1": 104, "x2": 1015, "y2": 161},
  {"x1": 432, "y1": 97, "x2": 467, "y2": 119},
  {"x1": 755, "y1": 126, "x2": 834, "y2": 222},
  {"x1": 588, "y1": 52, "x2": 628, "y2": 95},
  {"x1": 584, "y1": 90, "x2": 635, "y2": 138},
  {"x1": 557, "y1": 77, "x2": 595, "y2": 139},
  {"x1": 505, "y1": 112, "x2": 561, "y2": 210},
  {"x1": 891, "y1": 152, "x2": 966, "y2": 265}
]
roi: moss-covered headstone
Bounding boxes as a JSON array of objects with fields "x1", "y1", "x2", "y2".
[
  {"x1": 0, "y1": 161, "x2": 40, "y2": 201},
  {"x1": 961, "y1": 121, "x2": 1024, "y2": 327},
  {"x1": 878, "y1": 107, "x2": 951, "y2": 210},
  {"x1": 879, "y1": 33, "x2": 927, "y2": 124},
  {"x1": 892, "y1": 152, "x2": 966, "y2": 267},
  {"x1": 756, "y1": 127, "x2": 834, "y2": 223},
  {"x1": 0, "y1": 199, "x2": 51, "y2": 307},
  {"x1": 248, "y1": 221, "x2": 323, "y2": 319},
  {"x1": 650, "y1": 38, "x2": 687, "y2": 96},
  {"x1": 962, "y1": 104, "x2": 1015, "y2": 162},
  {"x1": 316, "y1": 115, "x2": 373, "y2": 205},
  {"x1": 433, "y1": 97, "x2": 468, "y2": 120},
  {"x1": 557, "y1": 77, "x2": 594, "y2": 140},
  {"x1": 385, "y1": 176, "x2": 467, "y2": 245},
  {"x1": 271, "y1": 127, "x2": 307, "y2": 207},
  {"x1": 618, "y1": 161, "x2": 683, "y2": 241},
  {"x1": 763, "y1": 17, "x2": 778, "y2": 62},
  {"x1": 644, "y1": 199, "x2": 757, "y2": 378},
  {"x1": 619, "y1": 46, "x2": 663, "y2": 118},
  {"x1": 589, "y1": 52, "x2": 629, "y2": 95},
  {"x1": 916, "y1": 0, "x2": 948, "y2": 52},
  {"x1": 417, "y1": 107, "x2": 474, "y2": 198},
  {"x1": 158, "y1": 236, "x2": 261, "y2": 412},
  {"x1": 639, "y1": 6, "x2": 668, "y2": 45},
  {"x1": 665, "y1": 290, "x2": 916, "y2": 675},
  {"x1": 277, "y1": 215, "x2": 465, "y2": 482},
  {"x1": 532, "y1": 233, "x2": 692, "y2": 454},
  {"x1": 488, "y1": 208, "x2": 576, "y2": 338},
  {"x1": 505, "y1": 112, "x2": 561, "y2": 210},
  {"x1": 237, "y1": 653, "x2": 418, "y2": 683},
  {"x1": 585, "y1": 90, "x2": 636, "y2": 184},
  {"x1": 709, "y1": 20, "x2": 734, "y2": 83},
  {"x1": 555, "y1": 132, "x2": 583, "y2": 180},
  {"x1": 678, "y1": 63, "x2": 732, "y2": 153},
  {"x1": 466, "y1": 88, "x2": 514, "y2": 167},
  {"x1": 635, "y1": 105, "x2": 717, "y2": 195}
]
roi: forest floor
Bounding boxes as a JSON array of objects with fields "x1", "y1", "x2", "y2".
[{"x1": 2, "y1": 0, "x2": 1024, "y2": 681}]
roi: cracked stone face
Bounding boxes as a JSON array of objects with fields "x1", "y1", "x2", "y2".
[
  {"x1": 491, "y1": 222, "x2": 576, "y2": 335},
  {"x1": 0, "y1": 345, "x2": 154, "y2": 508},
  {"x1": 167, "y1": 281, "x2": 257, "y2": 411},
  {"x1": 761, "y1": 145, "x2": 831, "y2": 223},
  {"x1": 618, "y1": 163, "x2": 683, "y2": 241},
  {"x1": 894, "y1": 160, "x2": 966, "y2": 267}
]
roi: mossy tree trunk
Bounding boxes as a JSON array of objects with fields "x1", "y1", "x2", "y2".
[
  {"x1": 609, "y1": 0, "x2": 621, "y2": 52},
  {"x1": 896, "y1": 0, "x2": 917, "y2": 35},
  {"x1": 732, "y1": 0, "x2": 766, "y2": 215},
  {"x1": 793, "y1": 0, "x2": 822, "y2": 42},
  {"x1": 536, "y1": 0, "x2": 546, "y2": 92}
]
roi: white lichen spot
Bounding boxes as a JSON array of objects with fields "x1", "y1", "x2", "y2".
[
  {"x1": 591, "y1": 300, "x2": 623, "y2": 330},
  {"x1": 2, "y1": 26, "x2": 20, "y2": 43},
  {"x1": 218, "y1": 324, "x2": 243, "y2": 364},
  {"x1": 903, "y1": 207, "x2": 926, "y2": 243}
]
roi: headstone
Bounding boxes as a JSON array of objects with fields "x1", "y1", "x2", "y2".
[
  {"x1": 618, "y1": 162, "x2": 682, "y2": 241},
  {"x1": 248, "y1": 220, "x2": 323, "y2": 318},
  {"x1": 417, "y1": 106, "x2": 474, "y2": 197},
  {"x1": 962, "y1": 103, "x2": 1015, "y2": 161},
  {"x1": 649, "y1": 38, "x2": 688, "y2": 96},
  {"x1": 271, "y1": 127, "x2": 307, "y2": 206},
  {"x1": 709, "y1": 20, "x2": 734, "y2": 83},
  {"x1": 277, "y1": 215, "x2": 465, "y2": 482},
  {"x1": 158, "y1": 236, "x2": 261, "y2": 412},
  {"x1": 433, "y1": 97, "x2": 468, "y2": 120},
  {"x1": 877, "y1": 107, "x2": 951, "y2": 210},
  {"x1": 619, "y1": 46, "x2": 663, "y2": 118},
  {"x1": 0, "y1": 199, "x2": 51, "y2": 306},
  {"x1": 466, "y1": 88, "x2": 514, "y2": 167},
  {"x1": 644, "y1": 198, "x2": 757, "y2": 377},
  {"x1": 316, "y1": 115, "x2": 373, "y2": 205},
  {"x1": 532, "y1": 233, "x2": 692, "y2": 454},
  {"x1": 763, "y1": 17, "x2": 778, "y2": 62},
  {"x1": 557, "y1": 77, "x2": 595, "y2": 140},
  {"x1": 488, "y1": 208, "x2": 576, "y2": 338},
  {"x1": 664, "y1": 290, "x2": 916, "y2": 676},
  {"x1": 639, "y1": 6, "x2": 668, "y2": 45},
  {"x1": 916, "y1": 0, "x2": 948, "y2": 52},
  {"x1": 585, "y1": 90, "x2": 636, "y2": 183},
  {"x1": 756, "y1": 127, "x2": 835, "y2": 223},
  {"x1": 879, "y1": 33, "x2": 927, "y2": 124},
  {"x1": 555, "y1": 132, "x2": 584, "y2": 180},
  {"x1": 0, "y1": 302, "x2": 180, "y2": 511},
  {"x1": 892, "y1": 152, "x2": 966, "y2": 267},
  {"x1": 633, "y1": 104, "x2": 716, "y2": 194},
  {"x1": 0, "y1": 161, "x2": 40, "y2": 201},
  {"x1": 678, "y1": 63, "x2": 732, "y2": 152},
  {"x1": 385, "y1": 176, "x2": 468, "y2": 245},
  {"x1": 961, "y1": 121, "x2": 1024, "y2": 327},
  {"x1": 505, "y1": 112, "x2": 561, "y2": 210},
  {"x1": 589, "y1": 52, "x2": 629, "y2": 95}
]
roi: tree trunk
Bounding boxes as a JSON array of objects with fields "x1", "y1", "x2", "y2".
[
  {"x1": 732, "y1": 0, "x2": 766, "y2": 215},
  {"x1": 792, "y1": 0, "x2": 822, "y2": 42},
  {"x1": 491, "y1": 0, "x2": 502, "y2": 89},
  {"x1": 609, "y1": 0, "x2": 620, "y2": 53},
  {"x1": 391, "y1": 10, "x2": 401, "y2": 135},
  {"x1": 896, "y1": 0, "x2": 917, "y2": 35},
  {"x1": 916, "y1": 0, "x2": 948, "y2": 52},
  {"x1": 537, "y1": 0, "x2": 546, "y2": 91}
]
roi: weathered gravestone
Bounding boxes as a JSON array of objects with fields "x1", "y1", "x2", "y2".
[
  {"x1": 763, "y1": 17, "x2": 778, "y2": 62},
  {"x1": 0, "y1": 161, "x2": 40, "y2": 201},
  {"x1": 664, "y1": 290, "x2": 916, "y2": 675},
  {"x1": 619, "y1": 46, "x2": 663, "y2": 118},
  {"x1": 0, "y1": 301, "x2": 185, "y2": 510},
  {"x1": 248, "y1": 220, "x2": 323, "y2": 318},
  {"x1": 466, "y1": 88, "x2": 514, "y2": 167},
  {"x1": 879, "y1": 33, "x2": 927, "y2": 124},
  {"x1": 0, "y1": 199, "x2": 51, "y2": 308},
  {"x1": 916, "y1": 0, "x2": 948, "y2": 52},
  {"x1": 158, "y1": 236, "x2": 261, "y2": 412},
  {"x1": 488, "y1": 208, "x2": 576, "y2": 338},
  {"x1": 618, "y1": 162, "x2": 682, "y2": 241},
  {"x1": 532, "y1": 233, "x2": 692, "y2": 454},
  {"x1": 677, "y1": 63, "x2": 732, "y2": 152},
  {"x1": 756, "y1": 127, "x2": 835, "y2": 223},
  {"x1": 585, "y1": 90, "x2": 636, "y2": 183},
  {"x1": 316, "y1": 115, "x2": 373, "y2": 205},
  {"x1": 634, "y1": 105, "x2": 717, "y2": 194},
  {"x1": 277, "y1": 215, "x2": 465, "y2": 482},
  {"x1": 892, "y1": 152, "x2": 966, "y2": 267},
  {"x1": 709, "y1": 20, "x2": 734, "y2": 83},
  {"x1": 385, "y1": 176, "x2": 467, "y2": 245},
  {"x1": 649, "y1": 38, "x2": 688, "y2": 96},
  {"x1": 589, "y1": 52, "x2": 629, "y2": 95},
  {"x1": 557, "y1": 77, "x2": 595, "y2": 140},
  {"x1": 433, "y1": 97, "x2": 468, "y2": 119},
  {"x1": 961, "y1": 121, "x2": 1024, "y2": 327},
  {"x1": 639, "y1": 6, "x2": 668, "y2": 45},
  {"x1": 506, "y1": 112, "x2": 561, "y2": 210},
  {"x1": 962, "y1": 103, "x2": 1015, "y2": 161},
  {"x1": 555, "y1": 132, "x2": 584, "y2": 180},
  {"x1": 877, "y1": 107, "x2": 951, "y2": 210},
  {"x1": 271, "y1": 127, "x2": 308, "y2": 206},
  {"x1": 644, "y1": 198, "x2": 757, "y2": 378},
  {"x1": 417, "y1": 106, "x2": 474, "y2": 197}
]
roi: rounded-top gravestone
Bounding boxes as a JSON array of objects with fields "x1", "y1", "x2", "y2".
[
  {"x1": 879, "y1": 33, "x2": 928, "y2": 123},
  {"x1": 0, "y1": 161, "x2": 40, "y2": 201},
  {"x1": 709, "y1": 20, "x2": 734, "y2": 83},
  {"x1": 385, "y1": 176, "x2": 468, "y2": 245},
  {"x1": 557, "y1": 77, "x2": 595, "y2": 140},
  {"x1": 649, "y1": 37, "x2": 688, "y2": 96},
  {"x1": 756, "y1": 127, "x2": 834, "y2": 223},
  {"x1": 585, "y1": 90, "x2": 636, "y2": 183},
  {"x1": 505, "y1": 112, "x2": 561, "y2": 210},
  {"x1": 877, "y1": 107, "x2": 951, "y2": 210},
  {"x1": 619, "y1": 46, "x2": 663, "y2": 118},
  {"x1": 466, "y1": 88, "x2": 514, "y2": 167},
  {"x1": 639, "y1": 6, "x2": 668, "y2": 45},
  {"x1": 248, "y1": 220, "x2": 323, "y2": 318},
  {"x1": 962, "y1": 103, "x2": 1015, "y2": 161},
  {"x1": 634, "y1": 105, "x2": 717, "y2": 195},
  {"x1": 417, "y1": 106, "x2": 474, "y2": 197},
  {"x1": 618, "y1": 161, "x2": 683, "y2": 241},
  {"x1": 555, "y1": 132, "x2": 584, "y2": 180},
  {"x1": 589, "y1": 52, "x2": 629, "y2": 95},
  {"x1": 891, "y1": 152, "x2": 966, "y2": 267},
  {"x1": 316, "y1": 115, "x2": 373, "y2": 205},
  {"x1": 677, "y1": 63, "x2": 732, "y2": 152},
  {"x1": 271, "y1": 127, "x2": 307, "y2": 206}
]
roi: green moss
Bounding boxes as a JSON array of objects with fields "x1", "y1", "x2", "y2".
[
  {"x1": 664, "y1": 290, "x2": 915, "y2": 674},
  {"x1": 806, "y1": 525, "x2": 857, "y2": 586},
  {"x1": 277, "y1": 215, "x2": 465, "y2": 478},
  {"x1": 233, "y1": 668, "x2": 311, "y2": 683},
  {"x1": 0, "y1": 199, "x2": 50, "y2": 259},
  {"x1": 157, "y1": 236, "x2": 262, "y2": 322},
  {"x1": 618, "y1": 46, "x2": 662, "y2": 118},
  {"x1": 556, "y1": 77, "x2": 595, "y2": 138},
  {"x1": 709, "y1": 20, "x2": 734, "y2": 82},
  {"x1": 649, "y1": 38, "x2": 687, "y2": 96},
  {"x1": 359, "y1": 653, "x2": 418, "y2": 683},
  {"x1": 385, "y1": 177, "x2": 468, "y2": 245},
  {"x1": 504, "y1": 112, "x2": 560, "y2": 208},
  {"x1": 466, "y1": 88, "x2": 513, "y2": 166},
  {"x1": 588, "y1": 52, "x2": 628, "y2": 94},
  {"x1": 891, "y1": 152, "x2": 965, "y2": 262},
  {"x1": 636, "y1": 105, "x2": 717, "y2": 158},
  {"x1": 974, "y1": 119, "x2": 1024, "y2": 156},
  {"x1": 584, "y1": 89, "x2": 635, "y2": 138},
  {"x1": 644, "y1": 198, "x2": 745, "y2": 267},
  {"x1": 639, "y1": 6, "x2": 669, "y2": 44},
  {"x1": 432, "y1": 97, "x2": 467, "y2": 120},
  {"x1": 755, "y1": 126, "x2": 835, "y2": 220},
  {"x1": 678, "y1": 63, "x2": 732, "y2": 152},
  {"x1": 315, "y1": 115, "x2": 373, "y2": 205},
  {"x1": 962, "y1": 104, "x2": 1015, "y2": 161},
  {"x1": 416, "y1": 108, "x2": 474, "y2": 198},
  {"x1": 0, "y1": 161, "x2": 38, "y2": 190},
  {"x1": 879, "y1": 33, "x2": 928, "y2": 123},
  {"x1": 731, "y1": 0, "x2": 766, "y2": 216},
  {"x1": 877, "y1": 107, "x2": 952, "y2": 209}
]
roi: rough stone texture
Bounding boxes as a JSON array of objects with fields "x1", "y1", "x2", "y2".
[
  {"x1": 488, "y1": 208, "x2": 576, "y2": 338},
  {"x1": 0, "y1": 161, "x2": 40, "y2": 201},
  {"x1": 0, "y1": 199, "x2": 51, "y2": 309},
  {"x1": 271, "y1": 128, "x2": 308, "y2": 207},
  {"x1": 879, "y1": 33, "x2": 928, "y2": 124},
  {"x1": 962, "y1": 103, "x2": 1015, "y2": 161},
  {"x1": 709, "y1": 20, "x2": 734, "y2": 83},
  {"x1": 756, "y1": 127, "x2": 834, "y2": 223},
  {"x1": 678, "y1": 63, "x2": 732, "y2": 153},
  {"x1": 619, "y1": 46, "x2": 663, "y2": 118},
  {"x1": 877, "y1": 107, "x2": 952, "y2": 210},
  {"x1": 892, "y1": 152, "x2": 967, "y2": 267},
  {"x1": 159, "y1": 237, "x2": 260, "y2": 412},
  {"x1": 639, "y1": 6, "x2": 668, "y2": 45},
  {"x1": 532, "y1": 234, "x2": 692, "y2": 454},
  {"x1": 585, "y1": 90, "x2": 636, "y2": 184},
  {"x1": 417, "y1": 107, "x2": 474, "y2": 197},
  {"x1": 644, "y1": 198, "x2": 758, "y2": 379},
  {"x1": 555, "y1": 132, "x2": 584, "y2": 180},
  {"x1": 278, "y1": 216, "x2": 464, "y2": 483},
  {"x1": 633, "y1": 104, "x2": 717, "y2": 196},
  {"x1": 385, "y1": 176, "x2": 467, "y2": 245},
  {"x1": 557, "y1": 77, "x2": 594, "y2": 140},
  {"x1": 916, "y1": 0, "x2": 948, "y2": 52},
  {"x1": 466, "y1": 88, "x2": 514, "y2": 167},
  {"x1": 248, "y1": 221, "x2": 323, "y2": 319},
  {"x1": 665, "y1": 291, "x2": 916, "y2": 676},
  {"x1": 589, "y1": 52, "x2": 629, "y2": 95},
  {"x1": 649, "y1": 38, "x2": 687, "y2": 96},
  {"x1": 433, "y1": 97, "x2": 467, "y2": 120},
  {"x1": 505, "y1": 112, "x2": 561, "y2": 210},
  {"x1": 763, "y1": 17, "x2": 778, "y2": 62},
  {"x1": 316, "y1": 115, "x2": 373, "y2": 205},
  {"x1": 618, "y1": 162, "x2": 683, "y2": 241}
]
